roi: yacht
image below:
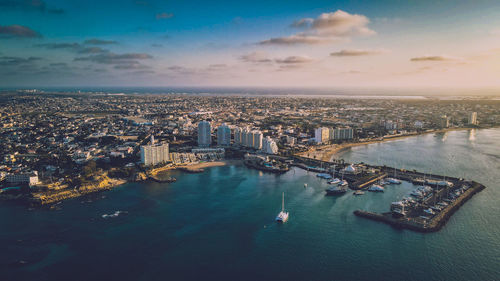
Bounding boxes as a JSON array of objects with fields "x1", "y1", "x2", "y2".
[
  {"x1": 386, "y1": 178, "x2": 402, "y2": 184},
  {"x1": 276, "y1": 192, "x2": 289, "y2": 223},
  {"x1": 368, "y1": 184, "x2": 384, "y2": 192},
  {"x1": 325, "y1": 185, "x2": 347, "y2": 195},
  {"x1": 327, "y1": 178, "x2": 341, "y2": 185},
  {"x1": 353, "y1": 190, "x2": 365, "y2": 196},
  {"x1": 338, "y1": 180, "x2": 348, "y2": 187}
]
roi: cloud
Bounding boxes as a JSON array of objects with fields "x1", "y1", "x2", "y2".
[
  {"x1": 0, "y1": 56, "x2": 41, "y2": 66},
  {"x1": 259, "y1": 10, "x2": 375, "y2": 45},
  {"x1": 74, "y1": 52, "x2": 152, "y2": 64},
  {"x1": 0, "y1": 25, "x2": 41, "y2": 38},
  {"x1": 259, "y1": 35, "x2": 328, "y2": 45},
  {"x1": 113, "y1": 62, "x2": 151, "y2": 69},
  {"x1": 330, "y1": 49, "x2": 386, "y2": 57},
  {"x1": 239, "y1": 52, "x2": 273, "y2": 63},
  {"x1": 36, "y1": 42, "x2": 109, "y2": 55},
  {"x1": 208, "y1": 64, "x2": 227, "y2": 69},
  {"x1": 78, "y1": 47, "x2": 108, "y2": 54},
  {"x1": 275, "y1": 56, "x2": 314, "y2": 64},
  {"x1": 290, "y1": 18, "x2": 313, "y2": 28},
  {"x1": 84, "y1": 38, "x2": 118, "y2": 45},
  {"x1": 156, "y1": 12, "x2": 174, "y2": 20},
  {"x1": 410, "y1": 55, "x2": 459, "y2": 62},
  {"x1": 36, "y1": 42, "x2": 81, "y2": 50}
]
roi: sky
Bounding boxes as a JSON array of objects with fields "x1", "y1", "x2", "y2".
[{"x1": 1, "y1": 0, "x2": 500, "y2": 89}]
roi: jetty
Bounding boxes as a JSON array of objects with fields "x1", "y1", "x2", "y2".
[
  {"x1": 290, "y1": 155, "x2": 487, "y2": 233},
  {"x1": 354, "y1": 181, "x2": 485, "y2": 232}
]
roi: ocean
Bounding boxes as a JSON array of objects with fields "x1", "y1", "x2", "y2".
[{"x1": 1, "y1": 128, "x2": 499, "y2": 281}]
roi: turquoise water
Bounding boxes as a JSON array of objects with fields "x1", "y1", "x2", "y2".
[{"x1": 1, "y1": 129, "x2": 499, "y2": 281}]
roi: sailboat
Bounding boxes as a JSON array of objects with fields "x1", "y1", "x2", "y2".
[{"x1": 275, "y1": 192, "x2": 289, "y2": 223}]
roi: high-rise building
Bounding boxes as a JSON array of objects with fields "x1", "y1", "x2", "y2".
[
  {"x1": 245, "y1": 129, "x2": 253, "y2": 147},
  {"x1": 315, "y1": 127, "x2": 330, "y2": 143},
  {"x1": 234, "y1": 127, "x2": 242, "y2": 145},
  {"x1": 217, "y1": 123, "x2": 231, "y2": 146},
  {"x1": 140, "y1": 143, "x2": 169, "y2": 166},
  {"x1": 439, "y1": 115, "x2": 450, "y2": 128},
  {"x1": 262, "y1": 136, "x2": 278, "y2": 154},
  {"x1": 198, "y1": 121, "x2": 211, "y2": 147},
  {"x1": 330, "y1": 127, "x2": 354, "y2": 140},
  {"x1": 251, "y1": 130, "x2": 263, "y2": 149},
  {"x1": 468, "y1": 112, "x2": 478, "y2": 125}
]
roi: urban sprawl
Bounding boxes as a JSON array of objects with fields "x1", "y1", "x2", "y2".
[{"x1": 0, "y1": 91, "x2": 497, "y2": 229}]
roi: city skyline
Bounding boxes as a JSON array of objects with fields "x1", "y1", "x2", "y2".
[{"x1": 1, "y1": 0, "x2": 500, "y2": 89}]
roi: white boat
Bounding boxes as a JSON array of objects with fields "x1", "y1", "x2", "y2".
[
  {"x1": 276, "y1": 192, "x2": 289, "y2": 223},
  {"x1": 386, "y1": 178, "x2": 402, "y2": 184},
  {"x1": 368, "y1": 184, "x2": 384, "y2": 192},
  {"x1": 327, "y1": 178, "x2": 341, "y2": 185},
  {"x1": 304, "y1": 183, "x2": 308, "y2": 188},
  {"x1": 338, "y1": 180, "x2": 348, "y2": 187}
]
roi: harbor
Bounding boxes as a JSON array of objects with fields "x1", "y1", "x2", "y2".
[{"x1": 289, "y1": 155, "x2": 487, "y2": 233}]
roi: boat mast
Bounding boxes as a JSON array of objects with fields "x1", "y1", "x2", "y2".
[{"x1": 282, "y1": 192, "x2": 285, "y2": 212}]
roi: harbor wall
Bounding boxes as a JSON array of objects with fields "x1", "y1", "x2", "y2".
[{"x1": 354, "y1": 181, "x2": 486, "y2": 233}]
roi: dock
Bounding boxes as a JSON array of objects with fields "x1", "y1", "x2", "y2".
[
  {"x1": 354, "y1": 181, "x2": 485, "y2": 232},
  {"x1": 289, "y1": 156, "x2": 487, "y2": 233}
]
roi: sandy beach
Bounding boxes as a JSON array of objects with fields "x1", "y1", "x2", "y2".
[{"x1": 178, "y1": 159, "x2": 242, "y2": 170}]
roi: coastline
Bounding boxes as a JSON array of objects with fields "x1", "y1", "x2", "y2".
[
  {"x1": 300, "y1": 127, "x2": 490, "y2": 162},
  {"x1": 25, "y1": 160, "x2": 243, "y2": 206}
]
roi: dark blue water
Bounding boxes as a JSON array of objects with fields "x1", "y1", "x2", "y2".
[{"x1": 1, "y1": 129, "x2": 499, "y2": 281}]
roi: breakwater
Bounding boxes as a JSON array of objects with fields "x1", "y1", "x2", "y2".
[{"x1": 354, "y1": 181, "x2": 485, "y2": 232}]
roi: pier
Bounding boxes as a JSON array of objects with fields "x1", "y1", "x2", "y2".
[
  {"x1": 354, "y1": 180, "x2": 485, "y2": 232},
  {"x1": 290, "y1": 155, "x2": 487, "y2": 233}
]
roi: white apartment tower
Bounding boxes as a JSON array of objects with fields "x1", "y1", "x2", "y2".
[
  {"x1": 140, "y1": 143, "x2": 169, "y2": 166},
  {"x1": 217, "y1": 123, "x2": 231, "y2": 146},
  {"x1": 251, "y1": 130, "x2": 263, "y2": 149},
  {"x1": 468, "y1": 112, "x2": 478, "y2": 125},
  {"x1": 315, "y1": 127, "x2": 330, "y2": 144},
  {"x1": 198, "y1": 121, "x2": 211, "y2": 147},
  {"x1": 262, "y1": 136, "x2": 278, "y2": 154}
]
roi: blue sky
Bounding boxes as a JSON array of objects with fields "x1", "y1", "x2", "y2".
[{"x1": 1, "y1": 0, "x2": 500, "y2": 88}]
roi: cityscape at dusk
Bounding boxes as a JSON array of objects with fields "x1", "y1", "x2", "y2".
[{"x1": 1, "y1": 1, "x2": 500, "y2": 281}]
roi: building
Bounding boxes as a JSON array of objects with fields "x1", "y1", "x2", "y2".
[
  {"x1": 262, "y1": 136, "x2": 279, "y2": 154},
  {"x1": 5, "y1": 171, "x2": 39, "y2": 186},
  {"x1": 439, "y1": 115, "x2": 450, "y2": 128},
  {"x1": 468, "y1": 112, "x2": 478, "y2": 125},
  {"x1": 315, "y1": 127, "x2": 330, "y2": 144},
  {"x1": 140, "y1": 143, "x2": 169, "y2": 166},
  {"x1": 330, "y1": 127, "x2": 354, "y2": 140},
  {"x1": 198, "y1": 121, "x2": 211, "y2": 147},
  {"x1": 251, "y1": 130, "x2": 263, "y2": 149},
  {"x1": 234, "y1": 127, "x2": 242, "y2": 145},
  {"x1": 217, "y1": 124, "x2": 231, "y2": 146},
  {"x1": 285, "y1": 135, "x2": 296, "y2": 146}
]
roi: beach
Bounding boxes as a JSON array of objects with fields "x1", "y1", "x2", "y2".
[{"x1": 299, "y1": 127, "x2": 481, "y2": 162}]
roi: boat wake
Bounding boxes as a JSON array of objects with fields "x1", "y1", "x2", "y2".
[{"x1": 101, "y1": 211, "x2": 128, "y2": 219}]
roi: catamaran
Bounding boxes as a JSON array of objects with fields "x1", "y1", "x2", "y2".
[{"x1": 276, "y1": 192, "x2": 289, "y2": 223}]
